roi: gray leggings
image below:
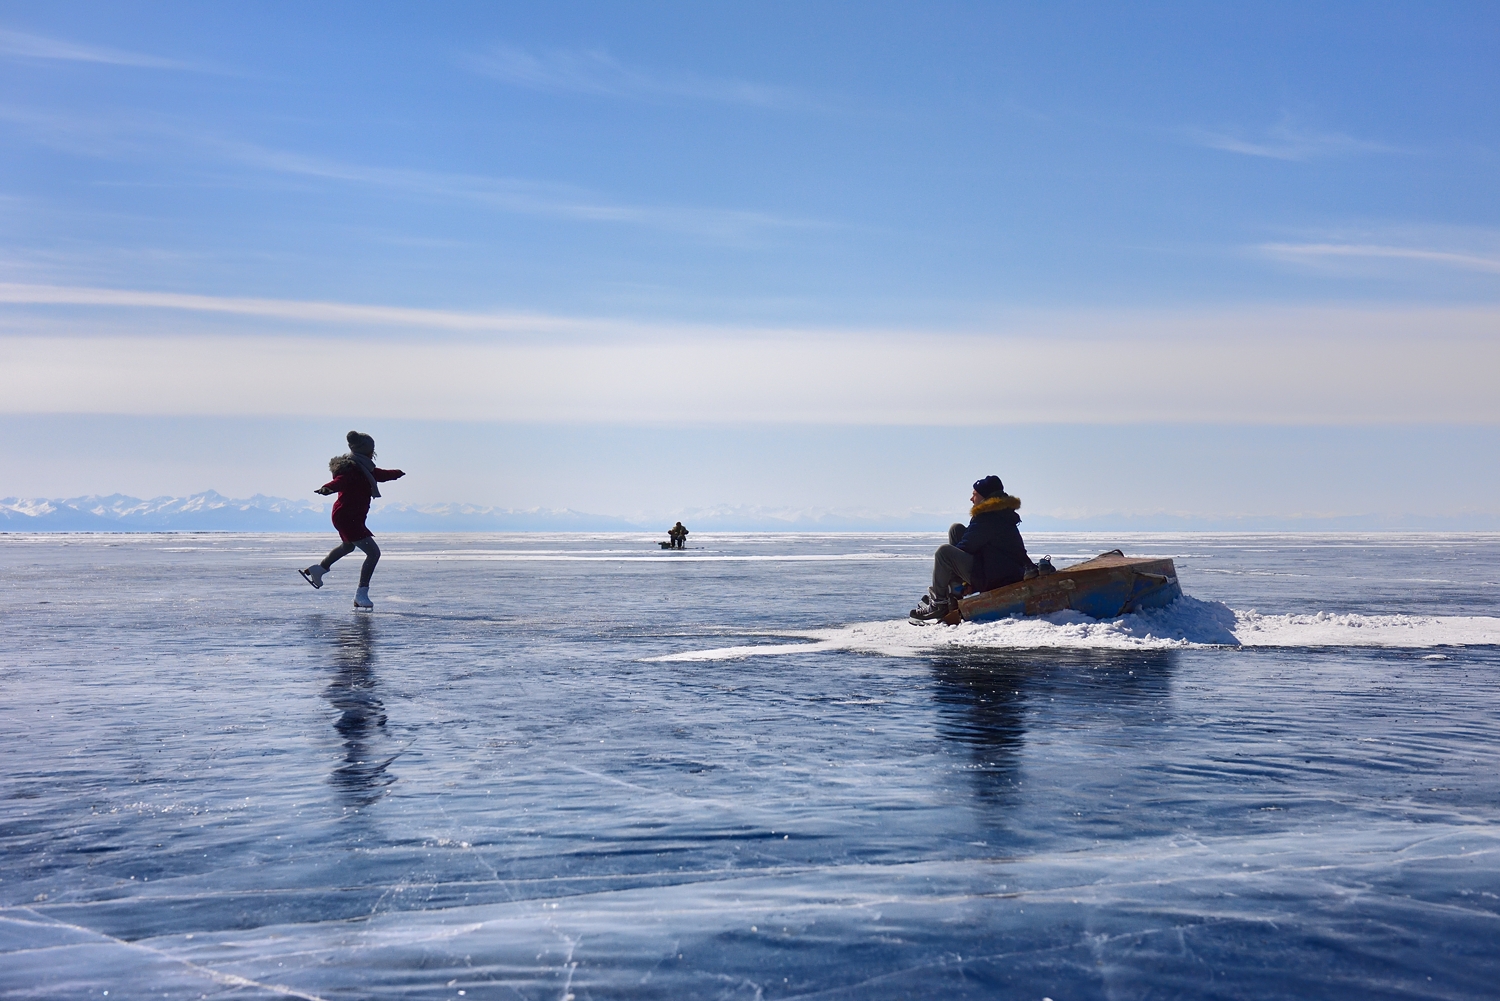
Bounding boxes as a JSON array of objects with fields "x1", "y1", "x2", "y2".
[
  {"x1": 931, "y1": 523, "x2": 974, "y2": 596},
  {"x1": 321, "y1": 537, "x2": 380, "y2": 588}
]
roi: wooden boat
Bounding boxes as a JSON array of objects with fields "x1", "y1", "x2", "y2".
[{"x1": 955, "y1": 550, "x2": 1181, "y2": 623}]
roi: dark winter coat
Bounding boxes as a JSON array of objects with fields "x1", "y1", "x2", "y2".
[
  {"x1": 321, "y1": 466, "x2": 404, "y2": 542},
  {"x1": 958, "y1": 494, "x2": 1032, "y2": 592}
]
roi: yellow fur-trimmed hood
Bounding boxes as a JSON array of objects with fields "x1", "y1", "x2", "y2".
[{"x1": 970, "y1": 493, "x2": 1021, "y2": 518}]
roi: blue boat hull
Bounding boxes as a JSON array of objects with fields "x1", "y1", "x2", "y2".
[{"x1": 959, "y1": 551, "x2": 1182, "y2": 623}]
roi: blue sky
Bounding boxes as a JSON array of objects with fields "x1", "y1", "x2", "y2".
[{"x1": 2, "y1": 3, "x2": 1498, "y2": 525}]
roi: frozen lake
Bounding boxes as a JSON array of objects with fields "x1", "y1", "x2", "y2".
[{"x1": 3, "y1": 532, "x2": 1499, "y2": 999}]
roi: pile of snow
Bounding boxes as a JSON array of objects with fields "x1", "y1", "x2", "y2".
[{"x1": 652, "y1": 597, "x2": 1500, "y2": 661}]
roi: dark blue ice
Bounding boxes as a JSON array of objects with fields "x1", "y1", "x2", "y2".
[{"x1": 2, "y1": 533, "x2": 1498, "y2": 999}]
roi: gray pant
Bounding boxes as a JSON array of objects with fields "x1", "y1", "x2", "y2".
[
  {"x1": 322, "y1": 537, "x2": 380, "y2": 588},
  {"x1": 931, "y1": 523, "x2": 974, "y2": 598}
]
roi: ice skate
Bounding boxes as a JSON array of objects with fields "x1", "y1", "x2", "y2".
[
  {"x1": 353, "y1": 586, "x2": 374, "y2": 610},
  {"x1": 909, "y1": 590, "x2": 951, "y2": 622},
  {"x1": 299, "y1": 565, "x2": 326, "y2": 589}
]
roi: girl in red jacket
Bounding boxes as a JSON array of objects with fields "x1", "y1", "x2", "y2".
[{"x1": 299, "y1": 431, "x2": 405, "y2": 609}]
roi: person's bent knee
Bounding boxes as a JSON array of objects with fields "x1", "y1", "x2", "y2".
[{"x1": 948, "y1": 523, "x2": 965, "y2": 546}]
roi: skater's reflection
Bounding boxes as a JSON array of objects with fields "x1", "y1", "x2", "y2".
[{"x1": 325, "y1": 616, "x2": 398, "y2": 806}]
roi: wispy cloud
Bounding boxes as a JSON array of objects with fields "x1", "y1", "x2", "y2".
[
  {"x1": 464, "y1": 44, "x2": 808, "y2": 109},
  {"x1": 4, "y1": 299, "x2": 1500, "y2": 424},
  {"x1": 1188, "y1": 121, "x2": 1397, "y2": 161},
  {"x1": 1260, "y1": 242, "x2": 1500, "y2": 276},
  {"x1": 216, "y1": 141, "x2": 827, "y2": 241},
  {"x1": 0, "y1": 105, "x2": 824, "y2": 243},
  {"x1": 0, "y1": 27, "x2": 198, "y2": 70},
  {"x1": 0, "y1": 282, "x2": 631, "y2": 337},
  {"x1": 0, "y1": 104, "x2": 176, "y2": 160}
]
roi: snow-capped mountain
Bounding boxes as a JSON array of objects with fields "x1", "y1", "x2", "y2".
[
  {"x1": 0, "y1": 491, "x2": 330, "y2": 531},
  {"x1": 6, "y1": 492, "x2": 1489, "y2": 533},
  {"x1": 0, "y1": 492, "x2": 659, "y2": 532},
  {"x1": 0, "y1": 492, "x2": 946, "y2": 532}
]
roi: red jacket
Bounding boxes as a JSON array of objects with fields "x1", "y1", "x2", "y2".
[{"x1": 321, "y1": 467, "x2": 404, "y2": 542}]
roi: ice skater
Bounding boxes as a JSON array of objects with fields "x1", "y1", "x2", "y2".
[{"x1": 300, "y1": 431, "x2": 405, "y2": 609}]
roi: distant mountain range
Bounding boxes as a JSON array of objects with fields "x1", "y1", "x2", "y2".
[
  {"x1": 0, "y1": 492, "x2": 638, "y2": 533},
  {"x1": 2, "y1": 491, "x2": 1498, "y2": 533},
  {"x1": 0, "y1": 491, "x2": 950, "y2": 533},
  {"x1": 2, "y1": 492, "x2": 335, "y2": 532}
]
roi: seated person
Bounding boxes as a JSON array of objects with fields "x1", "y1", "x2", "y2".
[
  {"x1": 668, "y1": 521, "x2": 689, "y2": 549},
  {"x1": 911, "y1": 475, "x2": 1033, "y2": 620}
]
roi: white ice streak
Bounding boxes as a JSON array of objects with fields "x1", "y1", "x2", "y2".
[
  {"x1": 56, "y1": 822, "x2": 1493, "y2": 992},
  {"x1": 651, "y1": 597, "x2": 1500, "y2": 661},
  {"x1": 1230, "y1": 609, "x2": 1500, "y2": 647},
  {"x1": 382, "y1": 551, "x2": 915, "y2": 563}
]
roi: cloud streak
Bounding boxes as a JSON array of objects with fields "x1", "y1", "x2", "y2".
[
  {"x1": 0, "y1": 282, "x2": 631, "y2": 337},
  {"x1": 464, "y1": 44, "x2": 809, "y2": 109},
  {"x1": 0, "y1": 106, "x2": 824, "y2": 242},
  {"x1": 218, "y1": 142, "x2": 824, "y2": 240},
  {"x1": 1189, "y1": 122, "x2": 1396, "y2": 161},
  {"x1": 3, "y1": 327, "x2": 1496, "y2": 425},
  {"x1": 3, "y1": 285, "x2": 1499, "y2": 424},
  {"x1": 0, "y1": 27, "x2": 197, "y2": 70},
  {"x1": 1260, "y1": 242, "x2": 1500, "y2": 276}
]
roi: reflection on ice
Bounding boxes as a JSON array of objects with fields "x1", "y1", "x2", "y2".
[
  {"x1": 322, "y1": 616, "x2": 399, "y2": 807},
  {"x1": 931, "y1": 650, "x2": 1179, "y2": 810},
  {"x1": 930, "y1": 657, "x2": 1029, "y2": 802}
]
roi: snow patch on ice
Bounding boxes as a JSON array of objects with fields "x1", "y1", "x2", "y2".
[
  {"x1": 651, "y1": 597, "x2": 1500, "y2": 661},
  {"x1": 1230, "y1": 609, "x2": 1500, "y2": 648}
]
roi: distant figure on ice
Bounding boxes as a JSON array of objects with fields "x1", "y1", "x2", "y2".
[
  {"x1": 667, "y1": 522, "x2": 689, "y2": 549},
  {"x1": 910, "y1": 475, "x2": 1032, "y2": 621},
  {"x1": 299, "y1": 431, "x2": 405, "y2": 609}
]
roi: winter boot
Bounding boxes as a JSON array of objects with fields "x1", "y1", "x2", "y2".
[
  {"x1": 299, "y1": 565, "x2": 327, "y2": 589},
  {"x1": 353, "y1": 587, "x2": 373, "y2": 610}
]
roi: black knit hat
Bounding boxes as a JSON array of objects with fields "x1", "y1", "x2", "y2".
[
  {"x1": 973, "y1": 475, "x2": 1005, "y2": 498},
  {"x1": 347, "y1": 431, "x2": 375, "y2": 456}
]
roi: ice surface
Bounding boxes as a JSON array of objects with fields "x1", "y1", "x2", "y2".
[{"x1": 3, "y1": 531, "x2": 1499, "y2": 999}]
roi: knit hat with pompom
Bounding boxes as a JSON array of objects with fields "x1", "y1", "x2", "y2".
[{"x1": 346, "y1": 431, "x2": 375, "y2": 457}]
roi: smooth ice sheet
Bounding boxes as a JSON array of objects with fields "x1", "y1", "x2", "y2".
[{"x1": 3, "y1": 532, "x2": 1499, "y2": 999}]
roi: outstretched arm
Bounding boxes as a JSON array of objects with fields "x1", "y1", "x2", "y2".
[
  {"x1": 374, "y1": 468, "x2": 405, "y2": 481},
  {"x1": 316, "y1": 471, "x2": 350, "y2": 496}
]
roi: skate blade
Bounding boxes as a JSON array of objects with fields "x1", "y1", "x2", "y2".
[{"x1": 298, "y1": 568, "x2": 322, "y2": 589}]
